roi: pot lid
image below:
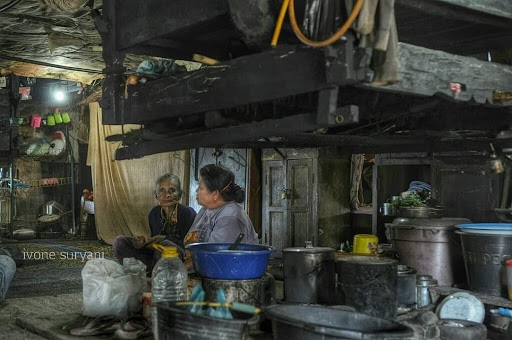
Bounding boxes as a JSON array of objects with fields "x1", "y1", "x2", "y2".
[
  {"x1": 282, "y1": 247, "x2": 334, "y2": 253},
  {"x1": 389, "y1": 217, "x2": 471, "y2": 229},
  {"x1": 337, "y1": 255, "x2": 398, "y2": 265},
  {"x1": 283, "y1": 241, "x2": 334, "y2": 253},
  {"x1": 398, "y1": 265, "x2": 417, "y2": 275}
]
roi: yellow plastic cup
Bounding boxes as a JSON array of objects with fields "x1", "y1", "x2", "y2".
[
  {"x1": 47, "y1": 115, "x2": 55, "y2": 126},
  {"x1": 54, "y1": 112, "x2": 63, "y2": 124},
  {"x1": 353, "y1": 234, "x2": 379, "y2": 254}
]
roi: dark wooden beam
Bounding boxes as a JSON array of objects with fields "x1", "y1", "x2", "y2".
[
  {"x1": 395, "y1": 0, "x2": 512, "y2": 55},
  {"x1": 92, "y1": 1, "x2": 125, "y2": 125},
  {"x1": 123, "y1": 44, "x2": 328, "y2": 123},
  {"x1": 114, "y1": 113, "x2": 321, "y2": 160},
  {"x1": 364, "y1": 43, "x2": 512, "y2": 106},
  {"x1": 114, "y1": 0, "x2": 229, "y2": 51},
  {"x1": 226, "y1": 133, "x2": 512, "y2": 155}
]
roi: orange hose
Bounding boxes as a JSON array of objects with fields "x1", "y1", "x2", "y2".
[
  {"x1": 271, "y1": 0, "x2": 291, "y2": 46},
  {"x1": 288, "y1": 0, "x2": 364, "y2": 47}
]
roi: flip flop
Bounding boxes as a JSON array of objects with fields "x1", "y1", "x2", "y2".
[
  {"x1": 114, "y1": 315, "x2": 152, "y2": 339},
  {"x1": 69, "y1": 316, "x2": 120, "y2": 336}
]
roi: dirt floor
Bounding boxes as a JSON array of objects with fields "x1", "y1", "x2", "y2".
[{"x1": 0, "y1": 238, "x2": 116, "y2": 339}]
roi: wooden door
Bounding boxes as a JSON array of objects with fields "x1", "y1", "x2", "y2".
[
  {"x1": 262, "y1": 160, "x2": 287, "y2": 256},
  {"x1": 287, "y1": 158, "x2": 315, "y2": 247},
  {"x1": 262, "y1": 157, "x2": 316, "y2": 256}
]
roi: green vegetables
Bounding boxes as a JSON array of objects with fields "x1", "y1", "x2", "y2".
[{"x1": 390, "y1": 192, "x2": 423, "y2": 207}]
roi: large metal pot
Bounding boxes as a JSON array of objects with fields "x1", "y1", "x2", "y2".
[
  {"x1": 386, "y1": 217, "x2": 470, "y2": 287},
  {"x1": 282, "y1": 242, "x2": 335, "y2": 305}
]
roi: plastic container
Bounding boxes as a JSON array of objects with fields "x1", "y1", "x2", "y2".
[
  {"x1": 507, "y1": 259, "x2": 512, "y2": 300},
  {"x1": 186, "y1": 243, "x2": 274, "y2": 279},
  {"x1": 352, "y1": 234, "x2": 378, "y2": 254},
  {"x1": 151, "y1": 245, "x2": 188, "y2": 340}
]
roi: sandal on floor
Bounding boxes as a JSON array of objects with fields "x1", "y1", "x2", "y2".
[
  {"x1": 69, "y1": 316, "x2": 120, "y2": 336},
  {"x1": 114, "y1": 315, "x2": 152, "y2": 339}
]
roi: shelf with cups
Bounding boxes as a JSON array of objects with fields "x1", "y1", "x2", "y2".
[{"x1": 8, "y1": 123, "x2": 77, "y2": 237}]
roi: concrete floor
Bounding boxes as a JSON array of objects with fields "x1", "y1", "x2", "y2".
[
  {"x1": 0, "y1": 239, "x2": 112, "y2": 339},
  {"x1": 0, "y1": 239, "x2": 275, "y2": 339},
  {"x1": 0, "y1": 293, "x2": 82, "y2": 340}
]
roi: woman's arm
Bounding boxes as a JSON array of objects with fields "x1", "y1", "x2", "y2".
[{"x1": 209, "y1": 215, "x2": 244, "y2": 243}]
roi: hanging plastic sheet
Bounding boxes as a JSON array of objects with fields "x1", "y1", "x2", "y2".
[{"x1": 303, "y1": 0, "x2": 344, "y2": 40}]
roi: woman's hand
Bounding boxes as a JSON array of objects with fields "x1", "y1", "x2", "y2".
[{"x1": 132, "y1": 235, "x2": 146, "y2": 249}]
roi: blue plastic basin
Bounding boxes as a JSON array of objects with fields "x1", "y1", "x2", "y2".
[{"x1": 186, "y1": 243, "x2": 274, "y2": 279}]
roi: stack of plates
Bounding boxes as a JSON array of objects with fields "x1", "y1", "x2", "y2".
[
  {"x1": 408, "y1": 181, "x2": 431, "y2": 192},
  {"x1": 48, "y1": 139, "x2": 65, "y2": 156},
  {"x1": 25, "y1": 142, "x2": 51, "y2": 156},
  {"x1": 457, "y1": 223, "x2": 512, "y2": 236}
]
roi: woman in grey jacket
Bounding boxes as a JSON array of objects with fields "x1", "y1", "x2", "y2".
[{"x1": 184, "y1": 163, "x2": 258, "y2": 246}]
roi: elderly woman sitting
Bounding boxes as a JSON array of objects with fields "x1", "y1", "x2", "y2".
[{"x1": 112, "y1": 173, "x2": 196, "y2": 275}]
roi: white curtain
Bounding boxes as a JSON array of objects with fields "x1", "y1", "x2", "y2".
[{"x1": 87, "y1": 102, "x2": 188, "y2": 244}]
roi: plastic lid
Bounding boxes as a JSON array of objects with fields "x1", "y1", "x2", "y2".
[{"x1": 152, "y1": 244, "x2": 179, "y2": 258}]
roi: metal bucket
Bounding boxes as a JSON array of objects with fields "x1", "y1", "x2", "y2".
[
  {"x1": 386, "y1": 217, "x2": 470, "y2": 287},
  {"x1": 337, "y1": 255, "x2": 398, "y2": 320},
  {"x1": 202, "y1": 274, "x2": 275, "y2": 307},
  {"x1": 458, "y1": 231, "x2": 512, "y2": 297},
  {"x1": 282, "y1": 243, "x2": 335, "y2": 305},
  {"x1": 397, "y1": 265, "x2": 417, "y2": 307}
]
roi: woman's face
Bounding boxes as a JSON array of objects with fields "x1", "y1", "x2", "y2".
[
  {"x1": 156, "y1": 178, "x2": 180, "y2": 207},
  {"x1": 196, "y1": 177, "x2": 217, "y2": 208}
]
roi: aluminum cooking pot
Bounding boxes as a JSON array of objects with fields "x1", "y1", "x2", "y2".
[{"x1": 282, "y1": 241, "x2": 335, "y2": 305}]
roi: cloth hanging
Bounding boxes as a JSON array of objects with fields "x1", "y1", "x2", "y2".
[
  {"x1": 353, "y1": 0, "x2": 400, "y2": 86},
  {"x1": 87, "y1": 102, "x2": 188, "y2": 244}
]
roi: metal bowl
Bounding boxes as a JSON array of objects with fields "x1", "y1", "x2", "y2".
[{"x1": 397, "y1": 206, "x2": 443, "y2": 219}]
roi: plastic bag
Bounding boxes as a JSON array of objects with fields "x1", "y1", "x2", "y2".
[{"x1": 82, "y1": 258, "x2": 147, "y2": 318}]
